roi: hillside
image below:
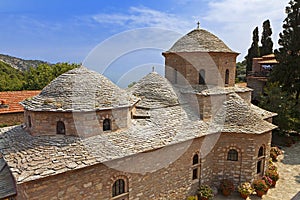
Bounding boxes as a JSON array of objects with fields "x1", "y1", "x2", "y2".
[
  {"x1": 0, "y1": 54, "x2": 50, "y2": 71},
  {"x1": 0, "y1": 54, "x2": 79, "y2": 91}
]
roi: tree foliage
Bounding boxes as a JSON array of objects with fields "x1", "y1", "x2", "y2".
[
  {"x1": 260, "y1": 19, "x2": 274, "y2": 56},
  {"x1": 245, "y1": 27, "x2": 260, "y2": 74},
  {"x1": 260, "y1": 82, "x2": 300, "y2": 133},
  {"x1": 272, "y1": 0, "x2": 300, "y2": 103},
  {"x1": 0, "y1": 62, "x2": 79, "y2": 91}
]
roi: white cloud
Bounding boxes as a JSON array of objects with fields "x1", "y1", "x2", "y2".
[
  {"x1": 204, "y1": 0, "x2": 288, "y2": 60},
  {"x1": 91, "y1": 6, "x2": 193, "y2": 33}
]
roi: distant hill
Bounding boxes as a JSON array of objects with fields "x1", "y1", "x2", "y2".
[{"x1": 0, "y1": 54, "x2": 50, "y2": 71}]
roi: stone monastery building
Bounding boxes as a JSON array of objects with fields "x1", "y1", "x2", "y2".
[{"x1": 0, "y1": 26, "x2": 277, "y2": 200}]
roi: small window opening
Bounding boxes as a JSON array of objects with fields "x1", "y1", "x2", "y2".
[
  {"x1": 227, "y1": 149, "x2": 238, "y2": 161},
  {"x1": 103, "y1": 118, "x2": 111, "y2": 131},
  {"x1": 112, "y1": 179, "x2": 125, "y2": 197},
  {"x1": 57, "y1": 121, "x2": 66, "y2": 135}
]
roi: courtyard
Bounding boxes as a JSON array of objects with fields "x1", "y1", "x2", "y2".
[{"x1": 215, "y1": 140, "x2": 300, "y2": 200}]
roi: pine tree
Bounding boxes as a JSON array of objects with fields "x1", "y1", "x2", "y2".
[
  {"x1": 260, "y1": 19, "x2": 273, "y2": 56},
  {"x1": 272, "y1": 0, "x2": 300, "y2": 103},
  {"x1": 245, "y1": 27, "x2": 260, "y2": 74}
]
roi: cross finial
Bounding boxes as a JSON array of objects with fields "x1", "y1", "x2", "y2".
[
  {"x1": 197, "y1": 21, "x2": 200, "y2": 29},
  {"x1": 152, "y1": 66, "x2": 155, "y2": 72}
]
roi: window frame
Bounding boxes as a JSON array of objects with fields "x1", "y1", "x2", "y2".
[
  {"x1": 227, "y1": 149, "x2": 238, "y2": 161},
  {"x1": 191, "y1": 153, "x2": 200, "y2": 181}
]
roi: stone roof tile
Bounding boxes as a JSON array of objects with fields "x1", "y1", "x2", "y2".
[
  {"x1": 127, "y1": 72, "x2": 179, "y2": 108},
  {"x1": 167, "y1": 29, "x2": 237, "y2": 53},
  {"x1": 21, "y1": 67, "x2": 138, "y2": 111}
]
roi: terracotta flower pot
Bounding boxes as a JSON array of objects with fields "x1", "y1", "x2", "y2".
[
  {"x1": 256, "y1": 190, "x2": 265, "y2": 197},
  {"x1": 240, "y1": 193, "x2": 249, "y2": 199},
  {"x1": 222, "y1": 189, "x2": 231, "y2": 196}
]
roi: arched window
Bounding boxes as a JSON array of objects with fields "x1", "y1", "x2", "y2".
[
  {"x1": 227, "y1": 149, "x2": 238, "y2": 161},
  {"x1": 56, "y1": 121, "x2": 65, "y2": 135},
  {"x1": 225, "y1": 69, "x2": 230, "y2": 85},
  {"x1": 258, "y1": 146, "x2": 264, "y2": 157},
  {"x1": 193, "y1": 154, "x2": 199, "y2": 165},
  {"x1": 192, "y1": 153, "x2": 200, "y2": 180},
  {"x1": 199, "y1": 69, "x2": 205, "y2": 85},
  {"x1": 112, "y1": 179, "x2": 125, "y2": 197},
  {"x1": 103, "y1": 118, "x2": 111, "y2": 131},
  {"x1": 28, "y1": 116, "x2": 32, "y2": 128},
  {"x1": 257, "y1": 146, "x2": 265, "y2": 174}
]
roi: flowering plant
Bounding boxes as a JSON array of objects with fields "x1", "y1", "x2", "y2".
[
  {"x1": 262, "y1": 176, "x2": 273, "y2": 187},
  {"x1": 238, "y1": 182, "x2": 254, "y2": 195},
  {"x1": 252, "y1": 180, "x2": 268, "y2": 192},
  {"x1": 198, "y1": 185, "x2": 214, "y2": 199},
  {"x1": 266, "y1": 169, "x2": 279, "y2": 181}
]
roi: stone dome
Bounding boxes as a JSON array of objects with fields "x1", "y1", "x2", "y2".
[
  {"x1": 22, "y1": 67, "x2": 137, "y2": 111},
  {"x1": 128, "y1": 72, "x2": 179, "y2": 108},
  {"x1": 211, "y1": 93, "x2": 277, "y2": 134},
  {"x1": 167, "y1": 28, "x2": 236, "y2": 53}
]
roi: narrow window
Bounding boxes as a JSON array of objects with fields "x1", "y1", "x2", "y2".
[
  {"x1": 192, "y1": 153, "x2": 200, "y2": 180},
  {"x1": 227, "y1": 149, "x2": 238, "y2": 161},
  {"x1": 193, "y1": 154, "x2": 199, "y2": 165},
  {"x1": 257, "y1": 160, "x2": 262, "y2": 174},
  {"x1": 112, "y1": 179, "x2": 125, "y2": 197},
  {"x1": 258, "y1": 146, "x2": 264, "y2": 157},
  {"x1": 103, "y1": 118, "x2": 111, "y2": 131},
  {"x1": 192, "y1": 168, "x2": 198, "y2": 180},
  {"x1": 225, "y1": 69, "x2": 229, "y2": 85},
  {"x1": 28, "y1": 116, "x2": 32, "y2": 128},
  {"x1": 174, "y1": 69, "x2": 178, "y2": 84},
  {"x1": 57, "y1": 121, "x2": 66, "y2": 135},
  {"x1": 257, "y1": 146, "x2": 265, "y2": 174},
  {"x1": 199, "y1": 69, "x2": 205, "y2": 84}
]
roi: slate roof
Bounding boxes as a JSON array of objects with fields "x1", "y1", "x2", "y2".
[
  {"x1": 0, "y1": 70, "x2": 277, "y2": 185},
  {"x1": 0, "y1": 91, "x2": 40, "y2": 114},
  {"x1": 0, "y1": 155, "x2": 17, "y2": 199},
  {"x1": 21, "y1": 67, "x2": 138, "y2": 112},
  {"x1": 0, "y1": 103, "x2": 208, "y2": 184},
  {"x1": 127, "y1": 72, "x2": 179, "y2": 108},
  {"x1": 211, "y1": 93, "x2": 277, "y2": 134},
  {"x1": 167, "y1": 28, "x2": 237, "y2": 53}
]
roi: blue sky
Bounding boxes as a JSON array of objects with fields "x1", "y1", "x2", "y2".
[{"x1": 0, "y1": 0, "x2": 289, "y2": 86}]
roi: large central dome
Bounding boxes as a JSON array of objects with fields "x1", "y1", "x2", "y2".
[
  {"x1": 167, "y1": 28, "x2": 235, "y2": 53},
  {"x1": 22, "y1": 67, "x2": 137, "y2": 111}
]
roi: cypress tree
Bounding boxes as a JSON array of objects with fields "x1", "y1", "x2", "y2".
[
  {"x1": 245, "y1": 27, "x2": 260, "y2": 74},
  {"x1": 260, "y1": 19, "x2": 273, "y2": 56}
]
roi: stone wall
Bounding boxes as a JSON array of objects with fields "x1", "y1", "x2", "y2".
[
  {"x1": 24, "y1": 108, "x2": 131, "y2": 137},
  {"x1": 164, "y1": 52, "x2": 237, "y2": 87},
  {"x1": 15, "y1": 131, "x2": 271, "y2": 200},
  {"x1": 0, "y1": 112, "x2": 23, "y2": 126}
]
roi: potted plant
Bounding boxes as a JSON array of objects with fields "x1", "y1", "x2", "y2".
[
  {"x1": 197, "y1": 185, "x2": 214, "y2": 200},
  {"x1": 220, "y1": 179, "x2": 234, "y2": 196},
  {"x1": 266, "y1": 169, "x2": 279, "y2": 186},
  {"x1": 262, "y1": 175, "x2": 273, "y2": 189},
  {"x1": 187, "y1": 196, "x2": 198, "y2": 200},
  {"x1": 238, "y1": 182, "x2": 254, "y2": 199},
  {"x1": 252, "y1": 179, "x2": 268, "y2": 197}
]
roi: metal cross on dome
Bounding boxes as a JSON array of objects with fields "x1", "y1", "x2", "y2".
[{"x1": 197, "y1": 21, "x2": 200, "y2": 29}]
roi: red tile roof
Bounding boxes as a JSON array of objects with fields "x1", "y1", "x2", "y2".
[{"x1": 0, "y1": 91, "x2": 40, "y2": 114}]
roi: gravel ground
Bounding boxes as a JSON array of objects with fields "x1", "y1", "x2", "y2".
[{"x1": 215, "y1": 141, "x2": 300, "y2": 200}]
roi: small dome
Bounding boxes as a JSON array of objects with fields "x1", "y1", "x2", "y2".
[
  {"x1": 167, "y1": 28, "x2": 236, "y2": 53},
  {"x1": 22, "y1": 67, "x2": 137, "y2": 111},
  {"x1": 128, "y1": 72, "x2": 179, "y2": 108},
  {"x1": 212, "y1": 93, "x2": 277, "y2": 134}
]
